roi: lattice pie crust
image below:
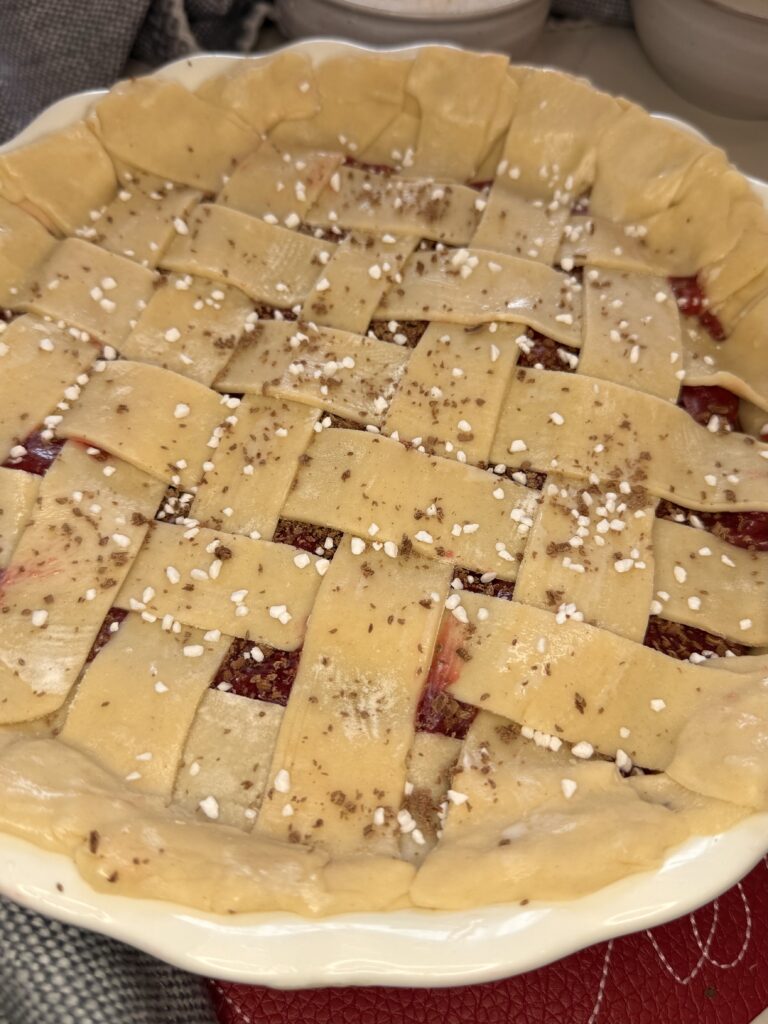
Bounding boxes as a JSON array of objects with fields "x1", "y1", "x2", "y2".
[{"x1": 0, "y1": 48, "x2": 767, "y2": 915}]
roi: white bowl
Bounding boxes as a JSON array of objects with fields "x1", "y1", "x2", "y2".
[
  {"x1": 277, "y1": 0, "x2": 551, "y2": 57},
  {"x1": 1, "y1": 40, "x2": 768, "y2": 988},
  {"x1": 632, "y1": 0, "x2": 768, "y2": 119}
]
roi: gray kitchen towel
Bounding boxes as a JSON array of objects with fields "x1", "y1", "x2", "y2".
[{"x1": 0, "y1": 894, "x2": 217, "y2": 1024}]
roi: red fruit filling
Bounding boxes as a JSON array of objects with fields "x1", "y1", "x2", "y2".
[
  {"x1": 367, "y1": 319, "x2": 429, "y2": 348},
  {"x1": 516, "y1": 331, "x2": 580, "y2": 373},
  {"x1": 343, "y1": 156, "x2": 395, "y2": 176},
  {"x1": 669, "y1": 275, "x2": 726, "y2": 342},
  {"x1": 212, "y1": 638, "x2": 301, "y2": 706},
  {"x1": 2, "y1": 429, "x2": 65, "y2": 475},
  {"x1": 416, "y1": 616, "x2": 477, "y2": 739},
  {"x1": 679, "y1": 385, "x2": 741, "y2": 432},
  {"x1": 86, "y1": 608, "x2": 128, "y2": 664},
  {"x1": 643, "y1": 616, "x2": 748, "y2": 661},
  {"x1": 452, "y1": 567, "x2": 515, "y2": 601},
  {"x1": 656, "y1": 500, "x2": 768, "y2": 552},
  {"x1": 272, "y1": 518, "x2": 342, "y2": 557}
]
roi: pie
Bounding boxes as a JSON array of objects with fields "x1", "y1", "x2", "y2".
[{"x1": 0, "y1": 46, "x2": 767, "y2": 918}]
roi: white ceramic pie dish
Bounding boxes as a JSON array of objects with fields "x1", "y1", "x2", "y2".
[{"x1": 1, "y1": 39, "x2": 767, "y2": 989}]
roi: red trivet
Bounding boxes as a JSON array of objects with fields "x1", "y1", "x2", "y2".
[{"x1": 209, "y1": 856, "x2": 767, "y2": 1024}]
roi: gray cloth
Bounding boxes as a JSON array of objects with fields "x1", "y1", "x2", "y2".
[
  {"x1": 552, "y1": 0, "x2": 633, "y2": 23},
  {"x1": 0, "y1": 895, "x2": 216, "y2": 1024}
]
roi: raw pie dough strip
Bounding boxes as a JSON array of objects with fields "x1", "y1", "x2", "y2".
[
  {"x1": 269, "y1": 53, "x2": 409, "y2": 156},
  {"x1": 302, "y1": 231, "x2": 418, "y2": 335},
  {"x1": 218, "y1": 141, "x2": 342, "y2": 225},
  {"x1": 60, "y1": 613, "x2": 227, "y2": 798},
  {"x1": 14, "y1": 238, "x2": 157, "y2": 349},
  {"x1": 0, "y1": 466, "x2": 40, "y2": 569},
  {"x1": 667, "y1": 678, "x2": 768, "y2": 808},
  {"x1": 383, "y1": 321, "x2": 521, "y2": 465},
  {"x1": 89, "y1": 78, "x2": 260, "y2": 192},
  {"x1": 191, "y1": 395, "x2": 320, "y2": 539},
  {"x1": 514, "y1": 475, "x2": 657, "y2": 642},
  {"x1": 161, "y1": 202, "x2": 334, "y2": 308},
  {"x1": 400, "y1": 731, "x2": 461, "y2": 863},
  {"x1": 0, "y1": 442, "x2": 165, "y2": 723},
  {"x1": 0, "y1": 316, "x2": 97, "y2": 461},
  {"x1": 653, "y1": 518, "x2": 768, "y2": 645},
  {"x1": 0, "y1": 197, "x2": 56, "y2": 306},
  {"x1": 58, "y1": 359, "x2": 228, "y2": 489},
  {"x1": 405, "y1": 48, "x2": 512, "y2": 182},
  {"x1": 579, "y1": 269, "x2": 682, "y2": 401},
  {"x1": 115, "y1": 521, "x2": 323, "y2": 650},
  {"x1": 89, "y1": 165, "x2": 202, "y2": 269},
  {"x1": 411, "y1": 710, "x2": 748, "y2": 910},
  {"x1": 120, "y1": 274, "x2": 255, "y2": 386},
  {"x1": 214, "y1": 319, "x2": 409, "y2": 427},
  {"x1": 555, "y1": 215, "x2": 664, "y2": 276},
  {"x1": 489, "y1": 368, "x2": 768, "y2": 511},
  {"x1": 196, "y1": 50, "x2": 320, "y2": 134},
  {"x1": 0, "y1": 122, "x2": 117, "y2": 235},
  {"x1": 256, "y1": 538, "x2": 452, "y2": 854},
  {"x1": 472, "y1": 68, "x2": 623, "y2": 265},
  {"x1": 375, "y1": 247, "x2": 582, "y2": 347},
  {"x1": 281, "y1": 428, "x2": 540, "y2": 580},
  {"x1": 304, "y1": 166, "x2": 481, "y2": 245},
  {"x1": 173, "y1": 690, "x2": 285, "y2": 829},
  {"x1": 445, "y1": 593, "x2": 760, "y2": 772}
]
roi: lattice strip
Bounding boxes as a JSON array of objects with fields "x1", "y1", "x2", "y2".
[
  {"x1": 0, "y1": 466, "x2": 39, "y2": 569},
  {"x1": 302, "y1": 231, "x2": 418, "y2": 334},
  {"x1": 161, "y1": 202, "x2": 333, "y2": 307},
  {"x1": 218, "y1": 142, "x2": 342, "y2": 224},
  {"x1": 115, "y1": 522, "x2": 324, "y2": 650},
  {"x1": 60, "y1": 613, "x2": 226, "y2": 797},
  {"x1": 214, "y1": 319, "x2": 408, "y2": 426},
  {"x1": 0, "y1": 316, "x2": 97, "y2": 461},
  {"x1": 256, "y1": 537, "x2": 452, "y2": 853},
  {"x1": 489, "y1": 368, "x2": 768, "y2": 510},
  {"x1": 514, "y1": 475, "x2": 657, "y2": 642},
  {"x1": 14, "y1": 238, "x2": 157, "y2": 348},
  {"x1": 58, "y1": 359, "x2": 228, "y2": 488},
  {"x1": 119, "y1": 274, "x2": 256, "y2": 386},
  {"x1": 383, "y1": 321, "x2": 521, "y2": 464},
  {"x1": 0, "y1": 442, "x2": 165, "y2": 723},
  {"x1": 89, "y1": 165, "x2": 202, "y2": 269},
  {"x1": 191, "y1": 395, "x2": 320, "y2": 540},
  {"x1": 444, "y1": 593, "x2": 763, "y2": 771},
  {"x1": 375, "y1": 248, "x2": 582, "y2": 345},
  {"x1": 0, "y1": 197, "x2": 56, "y2": 305},
  {"x1": 579, "y1": 269, "x2": 682, "y2": 400},
  {"x1": 281, "y1": 428, "x2": 539, "y2": 579},
  {"x1": 411, "y1": 709, "x2": 748, "y2": 910},
  {"x1": 173, "y1": 690, "x2": 285, "y2": 828},
  {"x1": 305, "y1": 166, "x2": 480, "y2": 244},
  {"x1": 653, "y1": 518, "x2": 768, "y2": 645}
]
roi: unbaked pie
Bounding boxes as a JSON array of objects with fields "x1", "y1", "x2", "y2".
[{"x1": 0, "y1": 46, "x2": 767, "y2": 916}]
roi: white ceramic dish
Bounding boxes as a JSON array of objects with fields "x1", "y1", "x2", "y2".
[
  {"x1": 276, "y1": 0, "x2": 550, "y2": 56},
  {"x1": 1, "y1": 40, "x2": 767, "y2": 989},
  {"x1": 632, "y1": 0, "x2": 768, "y2": 120}
]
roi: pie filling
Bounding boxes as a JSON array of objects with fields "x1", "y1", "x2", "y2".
[{"x1": 0, "y1": 49, "x2": 767, "y2": 917}]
